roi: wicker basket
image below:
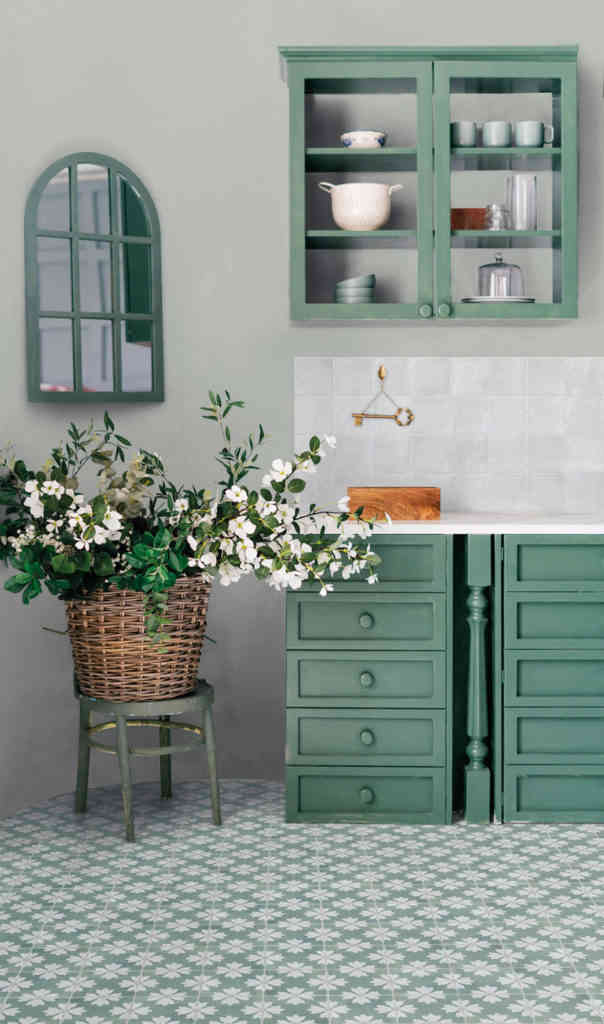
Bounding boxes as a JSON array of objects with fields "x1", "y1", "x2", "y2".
[{"x1": 66, "y1": 577, "x2": 211, "y2": 702}]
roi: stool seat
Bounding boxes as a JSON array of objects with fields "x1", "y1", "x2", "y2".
[{"x1": 74, "y1": 678, "x2": 221, "y2": 841}]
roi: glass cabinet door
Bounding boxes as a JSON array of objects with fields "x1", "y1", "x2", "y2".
[
  {"x1": 434, "y1": 61, "x2": 577, "y2": 319},
  {"x1": 287, "y1": 60, "x2": 433, "y2": 319}
]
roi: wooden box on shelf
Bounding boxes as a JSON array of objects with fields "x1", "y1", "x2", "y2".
[{"x1": 348, "y1": 486, "x2": 441, "y2": 521}]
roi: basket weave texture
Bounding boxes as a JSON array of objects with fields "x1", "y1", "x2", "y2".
[{"x1": 66, "y1": 577, "x2": 211, "y2": 702}]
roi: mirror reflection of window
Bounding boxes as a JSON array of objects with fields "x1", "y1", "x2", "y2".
[{"x1": 26, "y1": 153, "x2": 163, "y2": 401}]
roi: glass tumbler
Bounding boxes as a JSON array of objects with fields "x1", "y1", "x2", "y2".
[{"x1": 505, "y1": 174, "x2": 538, "y2": 230}]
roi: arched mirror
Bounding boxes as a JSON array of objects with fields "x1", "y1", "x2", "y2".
[{"x1": 25, "y1": 153, "x2": 164, "y2": 401}]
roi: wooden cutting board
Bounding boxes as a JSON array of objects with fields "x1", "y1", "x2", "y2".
[{"x1": 348, "y1": 486, "x2": 441, "y2": 521}]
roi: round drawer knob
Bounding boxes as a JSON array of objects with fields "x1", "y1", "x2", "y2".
[
  {"x1": 359, "y1": 671, "x2": 375, "y2": 689},
  {"x1": 359, "y1": 786, "x2": 375, "y2": 805},
  {"x1": 360, "y1": 729, "x2": 375, "y2": 746},
  {"x1": 438, "y1": 302, "x2": 452, "y2": 318},
  {"x1": 359, "y1": 612, "x2": 374, "y2": 630},
  {"x1": 418, "y1": 303, "x2": 433, "y2": 319}
]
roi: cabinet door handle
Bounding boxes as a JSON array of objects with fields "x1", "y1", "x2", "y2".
[
  {"x1": 359, "y1": 671, "x2": 375, "y2": 688},
  {"x1": 418, "y1": 303, "x2": 433, "y2": 319},
  {"x1": 359, "y1": 612, "x2": 374, "y2": 630},
  {"x1": 360, "y1": 729, "x2": 375, "y2": 746},
  {"x1": 359, "y1": 786, "x2": 375, "y2": 805},
  {"x1": 438, "y1": 302, "x2": 452, "y2": 318}
]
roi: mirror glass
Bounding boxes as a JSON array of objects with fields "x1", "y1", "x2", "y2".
[
  {"x1": 77, "y1": 163, "x2": 110, "y2": 234},
  {"x1": 121, "y1": 321, "x2": 152, "y2": 391},
  {"x1": 39, "y1": 318, "x2": 73, "y2": 392},
  {"x1": 81, "y1": 319, "x2": 114, "y2": 392},
  {"x1": 79, "y1": 240, "x2": 112, "y2": 313},
  {"x1": 37, "y1": 237, "x2": 72, "y2": 311},
  {"x1": 36, "y1": 168, "x2": 70, "y2": 231},
  {"x1": 118, "y1": 177, "x2": 150, "y2": 237},
  {"x1": 120, "y1": 243, "x2": 152, "y2": 314}
]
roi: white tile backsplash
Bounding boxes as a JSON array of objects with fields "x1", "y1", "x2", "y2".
[{"x1": 295, "y1": 357, "x2": 604, "y2": 514}]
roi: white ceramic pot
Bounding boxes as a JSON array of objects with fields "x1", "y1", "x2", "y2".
[{"x1": 318, "y1": 181, "x2": 403, "y2": 231}]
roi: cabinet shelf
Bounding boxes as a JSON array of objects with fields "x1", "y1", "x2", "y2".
[
  {"x1": 451, "y1": 147, "x2": 561, "y2": 157},
  {"x1": 452, "y1": 230, "x2": 561, "y2": 238},
  {"x1": 305, "y1": 147, "x2": 417, "y2": 172},
  {"x1": 306, "y1": 229, "x2": 416, "y2": 249}
]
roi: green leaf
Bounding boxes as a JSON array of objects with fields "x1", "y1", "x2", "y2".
[
  {"x1": 288, "y1": 478, "x2": 306, "y2": 493},
  {"x1": 4, "y1": 574, "x2": 29, "y2": 594},
  {"x1": 103, "y1": 411, "x2": 115, "y2": 431},
  {"x1": 51, "y1": 554, "x2": 77, "y2": 575},
  {"x1": 22, "y1": 579, "x2": 42, "y2": 604},
  {"x1": 93, "y1": 552, "x2": 113, "y2": 576},
  {"x1": 260, "y1": 488, "x2": 273, "y2": 502},
  {"x1": 309, "y1": 435, "x2": 320, "y2": 453},
  {"x1": 114, "y1": 434, "x2": 130, "y2": 445}
]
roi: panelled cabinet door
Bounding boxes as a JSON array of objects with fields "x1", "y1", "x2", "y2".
[
  {"x1": 434, "y1": 60, "x2": 577, "y2": 319},
  {"x1": 285, "y1": 58, "x2": 434, "y2": 320}
]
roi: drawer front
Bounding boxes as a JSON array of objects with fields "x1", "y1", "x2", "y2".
[
  {"x1": 286, "y1": 709, "x2": 445, "y2": 765},
  {"x1": 505, "y1": 708, "x2": 604, "y2": 764},
  {"x1": 504, "y1": 766, "x2": 604, "y2": 823},
  {"x1": 286, "y1": 652, "x2": 446, "y2": 708},
  {"x1": 505, "y1": 594, "x2": 604, "y2": 649},
  {"x1": 332, "y1": 536, "x2": 446, "y2": 592},
  {"x1": 286, "y1": 766, "x2": 446, "y2": 823},
  {"x1": 504, "y1": 652, "x2": 604, "y2": 706},
  {"x1": 505, "y1": 535, "x2": 604, "y2": 591},
  {"x1": 286, "y1": 593, "x2": 446, "y2": 650}
]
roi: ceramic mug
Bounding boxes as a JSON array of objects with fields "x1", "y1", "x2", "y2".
[
  {"x1": 451, "y1": 121, "x2": 479, "y2": 146},
  {"x1": 513, "y1": 121, "x2": 554, "y2": 147},
  {"x1": 482, "y1": 121, "x2": 511, "y2": 147}
]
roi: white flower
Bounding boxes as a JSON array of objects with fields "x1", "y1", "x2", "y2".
[
  {"x1": 102, "y1": 509, "x2": 122, "y2": 533},
  {"x1": 236, "y1": 538, "x2": 258, "y2": 565},
  {"x1": 24, "y1": 494, "x2": 44, "y2": 519},
  {"x1": 367, "y1": 573, "x2": 378, "y2": 584},
  {"x1": 268, "y1": 567, "x2": 290, "y2": 591},
  {"x1": 229, "y1": 515, "x2": 256, "y2": 540},
  {"x1": 220, "y1": 537, "x2": 234, "y2": 555},
  {"x1": 340, "y1": 518, "x2": 371, "y2": 540},
  {"x1": 24, "y1": 480, "x2": 38, "y2": 493},
  {"x1": 187, "y1": 535, "x2": 198, "y2": 552},
  {"x1": 323, "y1": 435, "x2": 337, "y2": 448},
  {"x1": 75, "y1": 538, "x2": 91, "y2": 551},
  {"x1": 199, "y1": 551, "x2": 217, "y2": 568},
  {"x1": 337, "y1": 495, "x2": 350, "y2": 513},
  {"x1": 218, "y1": 563, "x2": 242, "y2": 587},
  {"x1": 225, "y1": 485, "x2": 247, "y2": 504},
  {"x1": 255, "y1": 495, "x2": 277, "y2": 517},
  {"x1": 93, "y1": 526, "x2": 109, "y2": 545},
  {"x1": 297, "y1": 458, "x2": 316, "y2": 475},
  {"x1": 268, "y1": 459, "x2": 292, "y2": 483},
  {"x1": 41, "y1": 480, "x2": 65, "y2": 498},
  {"x1": 173, "y1": 498, "x2": 189, "y2": 514},
  {"x1": 45, "y1": 519, "x2": 63, "y2": 534},
  {"x1": 319, "y1": 583, "x2": 334, "y2": 597}
]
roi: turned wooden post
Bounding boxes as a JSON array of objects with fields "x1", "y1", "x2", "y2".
[{"x1": 465, "y1": 535, "x2": 491, "y2": 824}]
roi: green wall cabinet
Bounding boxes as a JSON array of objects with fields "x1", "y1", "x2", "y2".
[
  {"x1": 285, "y1": 536, "x2": 453, "y2": 823},
  {"x1": 279, "y1": 46, "x2": 578, "y2": 320}
]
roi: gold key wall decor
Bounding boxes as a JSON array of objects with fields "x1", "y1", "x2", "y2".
[{"x1": 352, "y1": 365, "x2": 414, "y2": 428}]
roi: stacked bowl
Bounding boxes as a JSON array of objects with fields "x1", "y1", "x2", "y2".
[{"x1": 334, "y1": 274, "x2": 376, "y2": 304}]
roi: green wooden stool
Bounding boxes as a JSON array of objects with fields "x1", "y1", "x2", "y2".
[{"x1": 74, "y1": 679, "x2": 221, "y2": 841}]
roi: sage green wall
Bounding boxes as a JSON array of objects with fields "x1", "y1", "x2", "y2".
[{"x1": 0, "y1": 0, "x2": 602, "y2": 815}]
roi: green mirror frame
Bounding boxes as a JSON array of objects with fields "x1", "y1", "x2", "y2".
[{"x1": 25, "y1": 152, "x2": 164, "y2": 402}]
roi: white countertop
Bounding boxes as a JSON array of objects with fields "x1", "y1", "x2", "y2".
[{"x1": 371, "y1": 513, "x2": 604, "y2": 535}]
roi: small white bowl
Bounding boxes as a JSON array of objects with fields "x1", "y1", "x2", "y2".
[{"x1": 341, "y1": 130, "x2": 387, "y2": 150}]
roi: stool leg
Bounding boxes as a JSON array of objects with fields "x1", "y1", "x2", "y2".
[
  {"x1": 116, "y1": 716, "x2": 135, "y2": 842},
  {"x1": 75, "y1": 703, "x2": 91, "y2": 814},
  {"x1": 203, "y1": 704, "x2": 221, "y2": 826},
  {"x1": 159, "y1": 716, "x2": 172, "y2": 799}
]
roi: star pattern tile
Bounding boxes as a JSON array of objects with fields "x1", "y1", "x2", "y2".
[{"x1": 0, "y1": 781, "x2": 603, "y2": 1023}]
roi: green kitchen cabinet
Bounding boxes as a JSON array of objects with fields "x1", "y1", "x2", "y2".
[
  {"x1": 279, "y1": 46, "x2": 578, "y2": 320},
  {"x1": 285, "y1": 537, "x2": 453, "y2": 823},
  {"x1": 498, "y1": 534, "x2": 604, "y2": 823}
]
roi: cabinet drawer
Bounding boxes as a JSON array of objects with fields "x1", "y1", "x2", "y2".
[
  {"x1": 505, "y1": 594, "x2": 604, "y2": 649},
  {"x1": 332, "y1": 536, "x2": 446, "y2": 592},
  {"x1": 286, "y1": 593, "x2": 445, "y2": 650},
  {"x1": 504, "y1": 652, "x2": 604, "y2": 706},
  {"x1": 504, "y1": 766, "x2": 604, "y2": 823},
  {"x1": 286, "y1": 766, "x2": 446, "y2": 823},
  {"x1": 505, "y1": 535, "x2": 604, "y2": 591},
  {"x1": 286, "y1": 709, "x2": 445, "y2": 765},
  {"x1": 286, "y1": 652, "x2": 446, "y2": 708},
  {"x1": 505, "y1": 708, "x2": 604, "y2": 764}
]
